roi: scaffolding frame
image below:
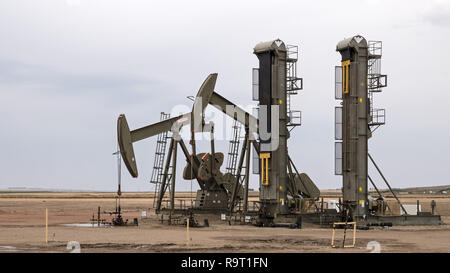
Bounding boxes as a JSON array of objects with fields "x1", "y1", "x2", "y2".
[
  {"x1": 286, "y1": 44, "x2": 303, "y2": 129},
  {"x1": 368, "y1": 41, "x2": 387, "y2": 131}
]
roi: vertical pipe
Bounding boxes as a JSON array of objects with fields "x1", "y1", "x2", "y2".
[
  {"x1": 190, "y1": 112, "x2": 196, "y2": 156},
  {"x1": 117, "y1": 146, "x2": 121, "y2": 196},
  {"x1": 170, "y1": 141, "x2": 178, "y2": 211},
  {"x1": 260, "y1": 157, "x2": 264, "y2": 185},
  {"x1": 243, "y1": 139, "x2": 251, "y2": 213},
  {"x1": 265, "y1": 156, "x2": 269, "y2": 186},
  {"x1": 118, "y1": 196, "x2": 121, "y2": 215},
  {"x1": 210, "y1": 123, "x2": 215, "y2": 173}
]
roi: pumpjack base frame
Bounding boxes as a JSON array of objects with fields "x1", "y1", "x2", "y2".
[
  {"x1": 157, "y1": 208, "x2": 230, "y2": 215},
  {"x1": 259, "y1": 212, "x2": 443, "y2": 227},
  {"x1": 155, "y1": 209, "x2": 442, "y2": 227},
  {"x1": 156, "y1": 210, "x2": 339, "y2": 227},
  {"x1": 362, "y1": 215, "x2": 443, "y2": 226}
]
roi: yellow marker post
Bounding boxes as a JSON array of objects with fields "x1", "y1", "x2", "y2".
[
  {"x1": 186, "y1": 218, "x2": 190, "y2": 247},
  {"x1": 45, "y1": 208, "x2": 48, "y2": 245}
]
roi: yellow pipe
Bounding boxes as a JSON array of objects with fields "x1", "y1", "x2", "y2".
[
  {"x1": 45, "y1": 208, "x2": 48, "y2": 245},
  {"x1": 186, "y1": 217, "x2": 190, "y2": 247},
  {"x1": 265, "y1": 157, "x2": 269, "y2": 185},
  {"x1": 261, "y1": 158, "x2": 264, "y2": 185},
  {"x1": 342, "y1": 60, "x2": 350, "y2": 94},
  {"x1": 260, "y1": 153, "x2": 270, "y2": 186}
]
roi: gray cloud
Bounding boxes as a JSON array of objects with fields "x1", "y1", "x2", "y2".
[
  {"x1": 0, "y1": 59, "x2": 162, "y2": 92},
  {"x1": 422, "y1": 5, "x2": 450, "y2": 27},
  {"x1": 0, "y1": 0, "x2": 449, "y2": 192}
]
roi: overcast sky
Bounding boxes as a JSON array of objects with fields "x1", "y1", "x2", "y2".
[{"x1": 0, "y1": 0, "x2": 449, "y2": 192}]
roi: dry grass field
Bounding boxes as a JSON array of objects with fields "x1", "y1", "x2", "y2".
[{"x1": 0, "y1": 191, "x2": 449, "y2": 253}]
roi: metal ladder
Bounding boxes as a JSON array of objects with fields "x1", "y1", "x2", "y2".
[
  {"x1": 226, "y1": 119, "x2": 242, "y2": 175},
  {"x1": 150, "y1": 112, "x2": 172, "y2": 206}
]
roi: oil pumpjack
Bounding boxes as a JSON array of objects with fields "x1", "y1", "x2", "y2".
[
  {"x1": 114, "y1": 37, "x2": 441, "y2": 227},
  {"x1": 116, "y1": 39, "x2": 320, "y2": 226},
  {"x1": 118, "y1": 74, "x2": 254, "y2": 213}
]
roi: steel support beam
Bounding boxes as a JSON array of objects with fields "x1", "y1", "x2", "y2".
[
  {"x1": 368, "y1": 153, "x2": 407, "y2": 215},
  {"x1": 243, "y1": 138, "x2": 251, "y2": 213},
  {"x1": 170, "y1": 141, "x2": 178, "y2": 211}
]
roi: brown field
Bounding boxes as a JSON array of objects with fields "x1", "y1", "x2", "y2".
[{"x1": 0, "y1": 191, "x2": 449, "y2": 253}]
